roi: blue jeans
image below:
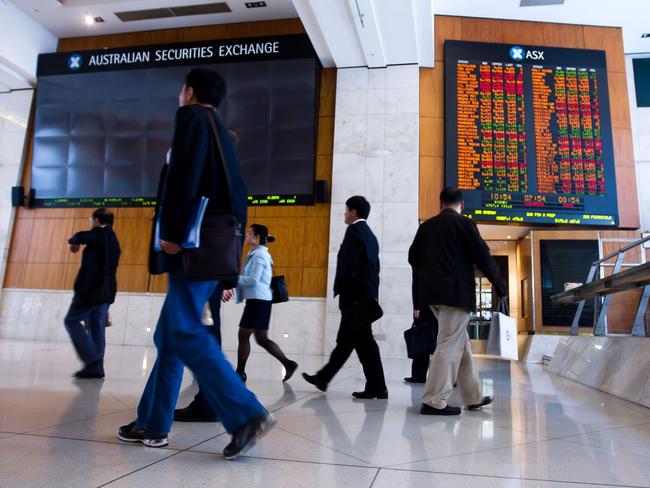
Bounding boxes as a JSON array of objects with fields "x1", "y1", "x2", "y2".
[
  {"x1": 135, "y1": 270, "x2": 265, "y2": 435},
  {"x1": 64, "y1": 300, "x2": 109, "y2": 370}
]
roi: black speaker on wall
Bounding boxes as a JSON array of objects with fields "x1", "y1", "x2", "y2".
[
  {"x1": 315, "y1": 180, "x2": 328, "y2": 203},
  {"x1": 11, "y1": 186, "x2": 24, "y2": 207}
]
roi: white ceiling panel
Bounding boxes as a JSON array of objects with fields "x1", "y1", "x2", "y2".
[{"x1": 9, "y1": 0, "x2": 298, "y2": 39}]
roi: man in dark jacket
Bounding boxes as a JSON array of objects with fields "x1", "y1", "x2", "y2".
[
  {"x1": 118, "y1": 68, "x2": 273, "y2": 460},
  {"x1": 64, "y1": 207, "x2": 121, "y2": 379},
  {"x1": 303, "y1": 195, "x2": 387, "y2": 399},
  {"x1": 408, "y1": 188, "x2": 507, "y2": 415}
]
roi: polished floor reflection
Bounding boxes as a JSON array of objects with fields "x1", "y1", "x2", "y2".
[{"x1": 1, "y1": 339, "x2": 649, "y2": 487}]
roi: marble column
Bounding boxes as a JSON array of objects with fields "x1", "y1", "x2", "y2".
[{"x1": 326, "y1": 66, "x2": 420, "y2": 357}]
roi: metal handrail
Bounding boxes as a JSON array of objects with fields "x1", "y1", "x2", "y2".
[
  {"x1": 565, "y1": 234, "x2": 649, "y2": 337},
  {"x1": 594, "y1": 234, "x2": 650, "y2": 266}
]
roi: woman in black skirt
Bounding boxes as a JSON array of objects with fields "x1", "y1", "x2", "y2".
[{"x1": 234, "y1": 224, "x2": 298, "y2": 383}]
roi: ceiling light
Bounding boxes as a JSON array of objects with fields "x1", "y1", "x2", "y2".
[
  {"x1": 507, "y1": 235, "x2": 512, "y2": 239},
  {"x1": 94, "y1": 17, "x2": 105, "y2": 23},
  {"x1": 84, "y1": 15, "x2": 95, "y2": 25},
  {"x1": 245, "y1": 1, "x2": 267, "y2": 7}
]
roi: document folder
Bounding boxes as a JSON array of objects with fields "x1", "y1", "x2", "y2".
[{"x1": 154, "y1": 196, "x2": 209, "y2": 251}]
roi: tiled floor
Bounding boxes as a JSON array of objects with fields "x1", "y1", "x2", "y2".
[{"x1": 1, "y1": 340, "x2": 649, "y2": 488}]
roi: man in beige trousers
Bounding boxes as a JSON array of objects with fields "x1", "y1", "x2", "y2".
[{"x1": 408, "y1": 188, "x2": 507, "y2": 415}]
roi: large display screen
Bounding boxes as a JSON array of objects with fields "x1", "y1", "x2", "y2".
[
  {"x1": 32, "y1": 35, "x2": 320, "y2": 207},
  {"x1": 445, "y1": 40, "x2": 618, "y2": 226}
]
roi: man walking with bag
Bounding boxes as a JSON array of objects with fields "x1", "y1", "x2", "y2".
[
  {"x1": 303, "y1": 195, "x2": 387, "y2": 399},
  {"x1": 117, "y1": 68, "x2": 274, "y2": 459},
  {"x1": 65, "y1": 208, "x2": 120, "y2": 379},
  {"x1": 408, "y1": 188, "x2": 506, "y2": 415}
]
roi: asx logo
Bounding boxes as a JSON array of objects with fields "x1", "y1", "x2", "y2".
[
  {"x1": 509, "y1": 46, "x2": 544, "y2": 61},
  {"x1": 68, "y1": 54, "x2": 82, "y2": 70}
]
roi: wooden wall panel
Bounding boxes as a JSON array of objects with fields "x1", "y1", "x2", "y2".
[
  {"x1": 319, "y1": 69, "x2": 337, "y2": 117},
  {"x1": 434, "y1": 15, "x2": 462, "y2": 62},
  {"x1": 27, "y1": 219, "x2": 73, "y2": 263},
  {"x1": 501, "y1": 20, "x2": 545, "y2": 45},
  {"x1": 302, "y1": 217, "x2": 329, "y2": 268},
  {"x1": 615, "y1": 166, "x2": 640, "y2": 229},
  {"x1": 4, "y1": 263, "x2": 25, "y2": 288},
  {"x1": 302, "y1": 267, "x2": 327, "y2": 297},
  {"x1": 419, "y1": 156, "x2": 443, "y2": 219},
  {"x1": 583, "y1": 26, "x2": 626, "y2": 73},
  {"x1": 8, "y1": 218, "x2": 34, "y2": 264},
  {"x1": 542, "y1": 22, "x2": 585, "y2": 48},
  {"x1": 419, "y1": 66, "x2": 443, "y2": 118},
  {"x1": 4, "y1": 19, "x2": 335, "y2": 298},
  {"x1": 460, "y1": 17, "x2": 503, "y2": 43},
  {"x1": 23, "y1": 263, "x2": 66, "y2": 289},
  {"x1": 419, "y1": 117, "x2": 444, "y2": 157},
  {"x1": 608, "y1": 72, "x2": 633, "y2": 129}
]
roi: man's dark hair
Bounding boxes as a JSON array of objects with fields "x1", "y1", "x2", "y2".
[
  {"x1": 185, "y1": 68, "x2": 226, "y2": 107},
  {"x1": 345, "y1": 195, "x2": 371, "y2": 220},
  {"x1": 92, "y1": 208, "x2": 114, "y2": 226},
  {"x1": 440, "y1": 187, "x2": 463, "y2": 206}
]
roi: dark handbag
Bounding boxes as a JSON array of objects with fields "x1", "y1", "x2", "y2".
[
  {"x1": 182, "y1": 211, "x2": 242, "y2": 282},
  {"x1": 403, "y1": 320, "x2": 436, "y2": 359},
  {"x1": 344, "y1": 298, "x2": 383, "y2": 324},
  {"x1": 270, "y1": 275, "x2": 289, "y2": 303},
  {"x1": 182, "y1": 109, "x2": 243, "y2": 282}
]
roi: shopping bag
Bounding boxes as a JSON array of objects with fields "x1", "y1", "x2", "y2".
[{"x1": 486, "y1": 298, "x2": 518, "y2": 360}]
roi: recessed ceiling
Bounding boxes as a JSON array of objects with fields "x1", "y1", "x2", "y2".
[{"x1": 9, "y1": 0, "x2": 298, "y2": 39}]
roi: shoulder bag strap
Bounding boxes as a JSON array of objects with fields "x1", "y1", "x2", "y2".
[{"x1": 204, "y1": 107, "x2": 234, "y2": 214}]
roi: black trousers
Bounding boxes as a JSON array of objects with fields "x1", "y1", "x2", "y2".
[
  {"x1": 317, "y1": 297, "x2": 387, "y2": 393},
  {"x1": 410, "y1": 354, "x2": 430, "y2": 381}
]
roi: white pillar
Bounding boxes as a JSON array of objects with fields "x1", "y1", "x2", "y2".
[{"x1": 325, "y1": 65, "x2": 420, "y2": 357}]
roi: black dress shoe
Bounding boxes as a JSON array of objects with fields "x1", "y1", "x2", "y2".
[
  {"x1": 174, "y1": 401, "x2": 219, "y2": 422},
  {"x1": 283, "y1": 361, "x2": 298, "y2": 382},
  {"x1": 404, "y1": 377, "x2": 426, "y2": 384},
  {"x1": 467, "y1": 396, "x2": 493, "y2": 411},
  {"x1": 302, "y1": 373, "x2": 327, "y2": 392},
  {"x1": 352, "y1": 390, "x2": 388, "y2": 399},
  {"x1": 223, "y1": 412, "x2": 276, "y2": 460},
  {"x1": 420, "y1": 403, "x2": 461, "y2": 416},
  {"x1": 74, "y1": 360, "x2": 104, "y2": 379}
]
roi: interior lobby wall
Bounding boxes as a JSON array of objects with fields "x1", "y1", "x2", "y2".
[
  {"x1": 0, "y1": 90, "x2": 33, "y2": 292},
  {"x1": 3, "y1": 19, "x2": 335, "y2": 299},
  {"x1": 421, "y1": 16, "x2": 644, "y2": 335},
  {"x1": 420, "y1": 15, "x2": 640, "y2": 228},
  {"x1": 0, "y1": 19, "x2": 335, "y2": 356}
]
